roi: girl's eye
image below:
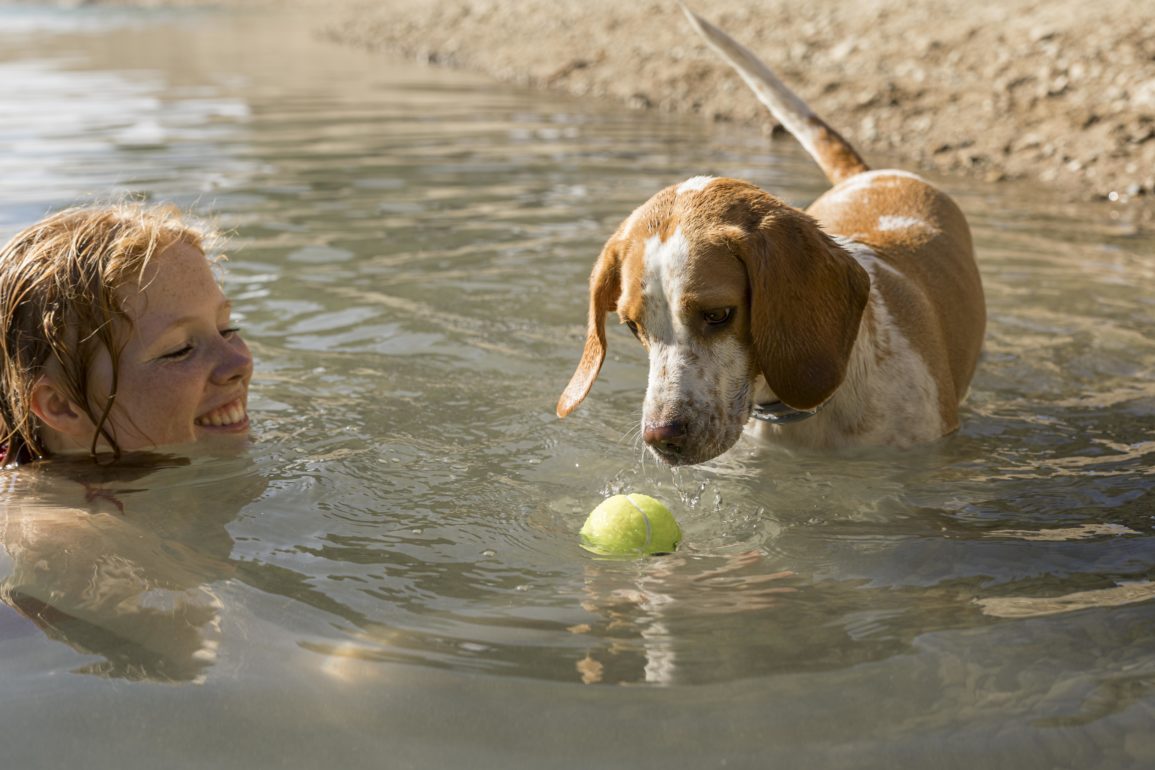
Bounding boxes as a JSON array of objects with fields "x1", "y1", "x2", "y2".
[
  {"x1": 703, "y1": 307, "x2": 734, "y2": 326},
  {"x1": 156, "y1": 327, "x2": 239, "y2": 362},
  {"x1": 161, "y1": 344, "x2": 194, "y2": 361}
]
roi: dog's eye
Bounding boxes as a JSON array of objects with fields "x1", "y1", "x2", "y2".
[
  {"x1": 625, "y1": 320, "x2": 641, "y2": 339},
  {"x1": 703, "y1": 308, "x2": 733, "y2": 326}
]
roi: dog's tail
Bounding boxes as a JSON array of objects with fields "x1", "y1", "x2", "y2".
[{"x1": 679, "y1": 3, "x2": 870, "y2": 185}]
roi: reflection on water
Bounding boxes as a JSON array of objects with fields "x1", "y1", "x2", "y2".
[
  {"x1": 0, "y1": 454, "x2": 242, "y2": 683},
  {"x1": 1, "y1": 5, "x2": 1154, "y2": 769}
]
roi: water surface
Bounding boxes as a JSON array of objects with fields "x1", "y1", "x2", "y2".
[{"x1": 1, "y1": 7, "x2": 1154, "y2": 769}]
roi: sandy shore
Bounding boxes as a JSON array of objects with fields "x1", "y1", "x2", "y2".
[
  {"x1": 27, "y1": 0, "x2": 1155, "y2": 228},
  {"x1": 328, "y1": 0, "x2": 1155, "y2": 228}
]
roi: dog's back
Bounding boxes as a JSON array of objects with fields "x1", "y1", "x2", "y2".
[{"x1": 682, "y1": 2, "x2": 985, "y2": 414}]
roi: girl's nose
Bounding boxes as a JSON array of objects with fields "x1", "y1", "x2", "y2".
[{"x1": 211, "y1": 336, "x2": 254, "y2": 385}]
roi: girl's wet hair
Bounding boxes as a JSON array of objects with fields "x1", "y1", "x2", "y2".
[{"x1": 0, "y1": 203, "x2": 216, "y2": 463}]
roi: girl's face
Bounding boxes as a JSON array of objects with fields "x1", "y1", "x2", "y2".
[
  {"x1": 105, "y1": 241, "x2": 253, "y2": 451},
  {"x1": 48, "y1": 241, "x2": 254, "y2": 454}
]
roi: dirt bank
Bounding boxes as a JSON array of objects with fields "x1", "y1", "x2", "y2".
[
  {"x1": 327, "y1": 0, "x2": 1155, "y2": 228},
  {"x1": 31, "y1": 0, "x2": 1155, "y2": 228}
]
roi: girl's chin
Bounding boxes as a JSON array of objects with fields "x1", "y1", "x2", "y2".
[{"x1": 192, "y1": 427, "x2": 253, "y2": 450}]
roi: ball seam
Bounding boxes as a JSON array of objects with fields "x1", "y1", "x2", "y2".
[{"x1": 625, "y1": 494, "x2": 653, "y2": 549}]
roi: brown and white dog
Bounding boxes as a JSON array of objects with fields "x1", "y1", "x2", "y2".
[{"x1": 556, "y1": 5, "x2": 986, "y2": 466}]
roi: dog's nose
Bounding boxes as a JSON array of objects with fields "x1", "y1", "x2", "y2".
[{"x1": 644, "y1": 421, "x2": 687, "y2": 455}]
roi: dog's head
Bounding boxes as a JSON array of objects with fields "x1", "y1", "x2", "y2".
[{"x1": 557, "y1": 176, "x2": 870, "y2": 465}]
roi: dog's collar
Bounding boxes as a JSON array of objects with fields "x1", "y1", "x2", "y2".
[{"x1": 751, "y1": 400, "x2": 822, "y2": 425}]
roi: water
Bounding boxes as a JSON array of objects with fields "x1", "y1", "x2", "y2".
[{"x1": 1, "y1": 6, "x2": 1154, "y2": 769}]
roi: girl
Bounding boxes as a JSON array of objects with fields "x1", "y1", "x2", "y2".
[
  {"x1": 0, "y1": 202, "x2": 253, "y2": 465},
  {"x1": 0, "y1": 203, "x2": 259, "y2": 679}
]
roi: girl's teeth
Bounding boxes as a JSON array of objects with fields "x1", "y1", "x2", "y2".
[{"x1": 196, "y1": 402, "x2": 246, "y2": 427}]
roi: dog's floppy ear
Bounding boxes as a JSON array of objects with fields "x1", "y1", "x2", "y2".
[
  {"x1": 734, "y1": 208, "x2": 869, "y2": 411},
  {"x1": 557, "y1": 240, "x2": 623, "y2": 417}
]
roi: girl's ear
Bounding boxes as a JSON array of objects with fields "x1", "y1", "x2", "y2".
[{"x1": 29, "y1": 376, "x2": 95, "y2": 450}]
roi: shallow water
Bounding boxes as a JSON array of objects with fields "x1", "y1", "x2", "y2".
[{"x1": 1, "y1": 6, "x2": 1154, "y2": 769}]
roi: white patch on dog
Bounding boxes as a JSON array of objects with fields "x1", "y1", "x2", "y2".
[
  {"x1": 851, "y1": 286, "x2": 943, "y2": 445},
  {"x1": 819, "y1": 169, "x2": 928, "y2": 207},
  {"x1": 859, "y1": 169, "x2": 927, "y2": 185},
  {"x1": 640, "y1": 229, "x2": 686, "y2": 346},
  {"x1": 877, "y1": 215, "x2": 938, "y2": 234},
  {"x1": 824, "y1": 240, "x2": 940, "y2": 444},
  {"x1": 640, "y1": 226, "x2": 754, "y2": 463},
  {"x1": 835, "y1": 236, "x2": 903, "y2": 279},
  {"x1": 676, "y1": 175, "x2": 715, "y2": 194}
]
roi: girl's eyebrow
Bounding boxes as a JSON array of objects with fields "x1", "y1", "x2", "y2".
[
  {"x1": 150, "y1": 300, "x2": 233, "y2": 328},
  {"x1": 138, "y1": 300, "x2": 234, "y2": 341}
]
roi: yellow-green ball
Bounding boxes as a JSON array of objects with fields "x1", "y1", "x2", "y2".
[{"x1": 580, "y1": 493, "x2": 681, "y2": 556}]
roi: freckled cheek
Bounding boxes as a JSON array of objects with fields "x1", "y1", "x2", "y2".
[{"x1": 110, "y1": 364, "x2": 206, "y2": 439}]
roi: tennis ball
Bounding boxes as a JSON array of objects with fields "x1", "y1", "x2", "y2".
[{"x1": 580, "y1": 493, "x2": 681, "y2": 556}]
